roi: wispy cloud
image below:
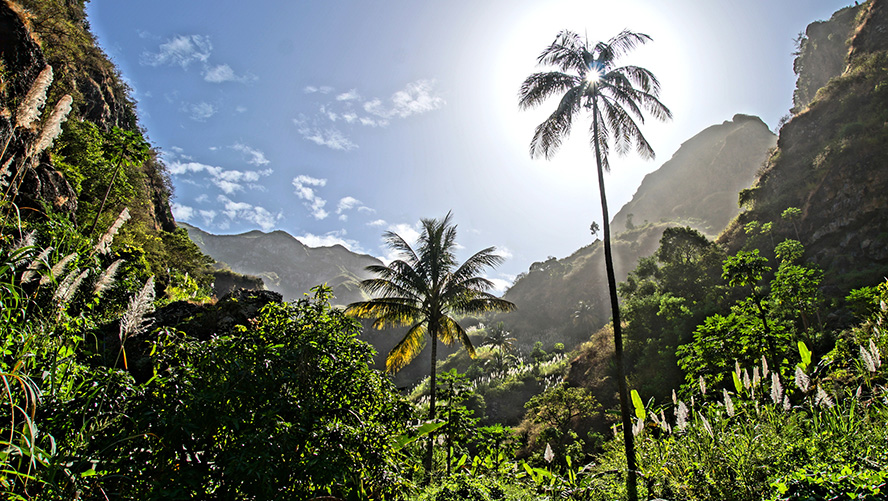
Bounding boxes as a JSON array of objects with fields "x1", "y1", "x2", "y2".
[
  {"x1": 231, "y1": 143, "x2": 270, "y2": 166},
  {"x1": 335, "y1": 196, "x2": 373, "y2": 221},
  {"x1": 336, "y1": 89, "x2": 360, "y2": 101},
  {"x1": 292, "y1": 175, "x2": 329, "y2": 219},
  {"x1": 368, "y1": 219, "x2": 387, "y2": 227},
  {"x1": 141, "y1": 35, "x2": 212, "y2": 68},
  {"x1": 169, "y1": 160, "x2": 272, "y2": 194},
  {"x1": 295, "y1": 79, "x2": 445, "y2": 149},
  {"x1": 183, "y1": 102, "x2": 217, "y2": 121},
  {"x1": 171, "y1": 204, "x2": 218, "y2": 228},
  {"x1": 304, "y1": 86, "x2": 334, "y2": 94},
  {"x1": 203, "y1": 64, "x2": 256, "y2": 84},
  {"x1": 171, "y1": 202, "x2": 195, "y2": 221},
  {"x1": 296, "y1": 229, "x2": 366, "y2": 253},
  {"x1": 142, "y1": 34, "x2": 255, "y2": 88},
  {"x1": 218, "y1": 195, "x2": 281, "y2": 231},
  {"x1": 293, "y1": 116, "x2": 358, "y2": 151}
]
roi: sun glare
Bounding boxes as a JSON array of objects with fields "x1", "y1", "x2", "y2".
[{"x1": 585, "y1": 69, "x2": 601, "y2": 84}]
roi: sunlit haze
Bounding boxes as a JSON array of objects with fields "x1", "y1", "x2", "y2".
[{"x1": 86, "y1": 0, "x2": 853, "y2": 293}]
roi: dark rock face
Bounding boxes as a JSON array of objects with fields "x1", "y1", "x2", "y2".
[
  {"x1": 0, "y1": 2, "x2": 46, "y2": 103},
  {"x1": 15, "y1": 160, "x2": 78, "y2": 216},
  {"x1": 611, "y1": 115, "x2": 776, "y2": 235},
  {"x1": 150, "y1": 288, "x2": 283, "y2": 341}
]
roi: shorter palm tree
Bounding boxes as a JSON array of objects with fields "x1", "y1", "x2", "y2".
[
  {"x1": 346, "y1": 212, "x2": 515, "y2": 475},
  {"x1": 480, "y1": 321, "x2": 517, "y2": 355}
]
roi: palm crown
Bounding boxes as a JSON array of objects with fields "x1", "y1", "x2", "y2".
[
  {"x1": 346, "y1": 212, "x2": 515, "y2": 373},
  {"x1": 519, "y1": 30, "x2": 671, "y2": 167}
]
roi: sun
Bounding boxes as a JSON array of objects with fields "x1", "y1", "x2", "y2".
[{"x1": 585, "y1": 67, "x2": 602, "y2": 85}]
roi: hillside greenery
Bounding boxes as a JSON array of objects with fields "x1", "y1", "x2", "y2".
[{"x1": 0, "y1": 0, "x2": 886, "y2": 499}]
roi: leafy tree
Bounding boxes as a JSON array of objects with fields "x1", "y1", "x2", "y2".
[
  {"x1": 346, "y1": 212, "x2": 514, "y2": 475},
  {"x1": 119, "y1": 287, "x2": 412, "y2": 499},
  {"x1": 519, "y1": 29, "x2": 671, "y2": 501}
]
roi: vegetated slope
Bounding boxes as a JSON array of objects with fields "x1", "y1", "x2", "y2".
[
  {"x1": 0, "y1": 0, "x2": 212, "y2": 287},
  {"x1": 495, "y1": 223, "x2": 671, "y2": 351},
  {"x1": 720, "y1": 0, "x2": 888, "y2": 292},
  {"x1": 611, "y1": 115, "x2": 776, "y2": 235},
  {"x1": 182, "y1": 222, "x2": 381, "y2": 305},
  {"x1": 497, "y1": 115, "x2": 776, "y2": 352}
]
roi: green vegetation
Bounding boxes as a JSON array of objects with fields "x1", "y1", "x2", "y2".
[{"x1": 1, "y1": 1, "x2": 887, "y2": 499}]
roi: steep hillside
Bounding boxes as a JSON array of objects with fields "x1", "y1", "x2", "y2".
[
  {"x1": 0, "y1": 0, "x2": 210, "y2": 290},
  {"x1": 182, "y1": 223, "x2": 381, "y2": 305},
  {"x1": 611, "y1": 115, "x2": 776, "y2": 235},
  {"x1": 720, "y1": 0, "x2": 888, "y2": 292},
  {"x1": 494, "y1": 223, "x2": 670, "y2": 350},
  {"x1": 497, "y1": 115, "x2": 777, "y2": 351}
]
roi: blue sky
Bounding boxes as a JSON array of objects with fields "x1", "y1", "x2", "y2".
[{"x1": 86, "y1": 0, "x2": 853, "y2": 292}]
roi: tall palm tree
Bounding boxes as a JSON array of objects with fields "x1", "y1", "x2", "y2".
[
  {"x1": 346, "y1": 212, "x2": 515, "y2": 476},
  {"x1": 519, "y1": 30, "x2": 671, "y2": 501}
]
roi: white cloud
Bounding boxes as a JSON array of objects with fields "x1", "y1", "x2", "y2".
[
  {"x1": 336, "y1": 89, "x2": 360, "y2": 101},
  {"x1": 493, "y1": 246, "x2": 514, "y2": 260},
  {"x1": 292, "y1": 175, "x2": 329, "y2": 219},
  {"x1": 335, "y1": 196, "x2": 373, "y2": 221},
  {"x1": 293, "y1": 117, "x2": 358, "y2": 151},
  {"x1": 231, "y1": 143, "x2": 270, "y2": 166},
  {"x1": 362, "y1": 80, "x2": 445, "y2": 120},
  {"x1": 184, "y1": 102, "x2": 217, "y2": 121},
  {"x1": 171, "y1": 203, "x2": 195, "y2": 221},
  {"x1": 368, "y1": 219, "x2": 387, "y2": 227},
  {"x1": 390, "y1": 80, "x2": 446, "y2": 118},
  {"x1": 235, "y1": 105, "x2": 248, "y2": 113},
  {"x1": 199, "y1": 209, "x2": 217, "y2": 226},
  {"x1": 141, "y1": 35, "x2": 212, "y2": 68},
  {"x1": 217, "y1": 195, "x2": 281, "y2": 231},
  {"x1": 204, "y1": 64, "x2": 255, "y2": 84},
  {"x1": 168, "y1": 160, "x2": 272, "y2": 194},
  {"x1": 486, "y1": 276, "x2": 513, "y2": 296},
  {"x1": 304, "y1": 85, "x2": 334, "y2": 94},
  {"x1": 336, "y1": 196, "x2": 360, "y2": 213},
  {"x1": 195, "y1": 194, "x2": 209, "y2": 203},
  {"x1": 296, "y1": 229, "x2": 366, "y2": 253}
]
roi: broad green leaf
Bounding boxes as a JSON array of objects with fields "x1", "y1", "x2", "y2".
[
  {"x1": 732, "y1": 371, "x2": 743, "y2": 394},
  {"x1": 631, "y1": 389, "x2": 646, "y2": 420},
  {"x1": 798, "y1": 341, "x2": 812, "y2": 369}
]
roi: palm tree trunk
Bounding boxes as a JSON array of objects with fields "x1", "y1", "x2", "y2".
[
  {"x1": 426, "y1": 330, "x2": 438, "y2": 478},
  {"x1": 593, "y1": 102, "x2": 638, "y2": 501}
]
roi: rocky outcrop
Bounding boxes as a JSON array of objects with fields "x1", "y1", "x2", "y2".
[
  {"x1": 17, "y1": 160, "x2": 78, "y2": 215},
  {"x1": 720, "y1": 0, "x2": 888, "y2": 291},
  {"x1": 791, "y1": 4, "x2": 863, "y2": 112},
  {"x1": 611, "y1": 114, "x2": 776, "y2": 235}
]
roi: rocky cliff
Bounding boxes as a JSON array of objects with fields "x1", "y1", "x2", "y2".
[
  {"x1": 0, "y1": 0, "x2": 175, "y2": 232},
  {"x1": 611, "y1": 114, "x2": 776, "y2": 235},
  {"x1": 720, "y1": 0, "x2": 888, "y2": 291}
]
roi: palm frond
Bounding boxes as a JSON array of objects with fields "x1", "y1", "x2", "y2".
[
  {"x1": 386, "y1": 322, "x2": 427, "y2": 373},
  {"x1": 518, "y1": 72, "x2": 581, "y2": 110},
  {"x1": 602, "y1": 31, "x2": 653, "y2": 61},
  {"x1": 538, "y1": 30, "x2": 587, "y2": 74},
  {"x1": 437, "y1": 316, "x2": 476, "y2": 359},
  {"x1": 530, "y1": 86, "x2": 583, "y2": 159},
  {"x1": 346, "y1": 298, "x2": 422, "y2": 329}
]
